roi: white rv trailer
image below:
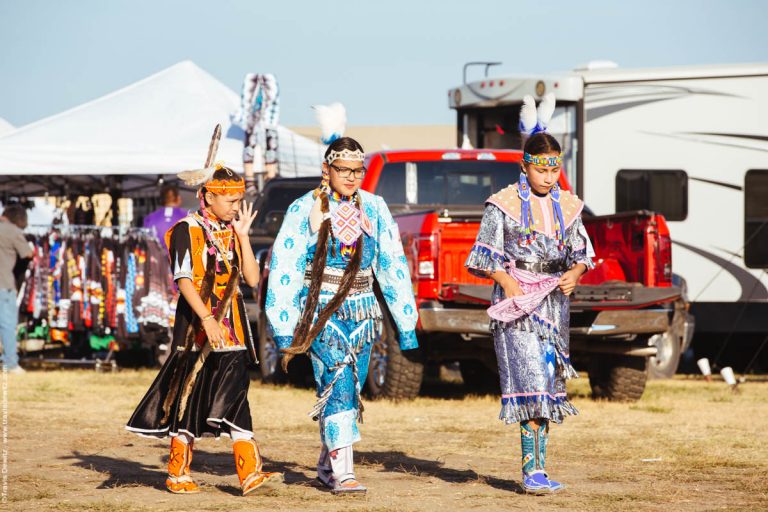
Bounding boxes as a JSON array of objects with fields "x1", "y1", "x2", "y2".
[{"x1": 449, "y1": 62, "x2": 768, "y2": 333}]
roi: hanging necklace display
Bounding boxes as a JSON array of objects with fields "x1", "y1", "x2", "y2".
[
  {"x1": 125, "y1": 249, "x2": 139, "y2": 334},
  {"x1": 82, "y1": 239, "x2": 93, "y2": 329},
  {"x1": 18, "y1": 225, "x2": 174, "y2": 357},
  {"x1": 96, "y1": 247, "x2": 107, "y2": 332}
]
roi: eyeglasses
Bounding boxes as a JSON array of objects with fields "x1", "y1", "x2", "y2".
[{"x1": 329, "y1": 164, "x2": 366, "y2": 179}]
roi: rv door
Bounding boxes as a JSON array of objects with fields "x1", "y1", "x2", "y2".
[{"x1": 456, "y1": 102, "x2": 579, "y2": 190}]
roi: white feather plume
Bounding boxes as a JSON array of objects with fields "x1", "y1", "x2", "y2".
[
  {"x1": 313, "y1": 102, "x2": 347, "y2": 144},
  {"x1": 177, "y1": 166, "x2": 216, "y2": 187},
  {"x1": 537, "y1": 93, "x2": 556, "y2": 130},
  {"x1": 519, "y1": 95, "x2": 538, "y2": 135}
]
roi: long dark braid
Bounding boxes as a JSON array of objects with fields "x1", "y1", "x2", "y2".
[{"x1": 281, "y1": 191, "x2": 364, "y2": 370}]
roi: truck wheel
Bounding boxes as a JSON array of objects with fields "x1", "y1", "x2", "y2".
[
  {"x1": 459, "y1": 360, "x2": 500, "y2": 394},
  {"x1": 366, "y1": 314, "x2": 424, "y2": 400},
  {"x1": 647, "y1": 331, "x2": 681, "y2": 379},
  {"x1": 588, "y1": 354, "x2": 648, "y2": 401},
  {"x1": 257, "y1": 311, "x2": 287, "y2": 384}
]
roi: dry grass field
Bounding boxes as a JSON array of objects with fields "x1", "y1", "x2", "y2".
[{"x1": 4, "y1": 369, "x2": 767, "y2": 511}]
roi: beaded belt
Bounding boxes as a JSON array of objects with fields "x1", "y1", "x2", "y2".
[
  {"x1": 512, "y1": 259, "x2": 568, "y2": 274},
  {"x1": 304, "y1": 267, "x2": 373, "y2": 294}
]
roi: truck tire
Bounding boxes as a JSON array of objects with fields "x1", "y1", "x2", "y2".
[
  {"x1": 588, "y1": 354, "x2": 648, "y2": 401},
  {"x1": 647, "y1": 331, "x2": 681, "y2": 379},
  {"x1": 257, "y1": 311, "x2": 287, "y2": 384},
  {"x1": 366, "y1": 313, "x2": 424, "y2": 400}
]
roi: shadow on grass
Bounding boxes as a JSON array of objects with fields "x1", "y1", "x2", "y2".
[
  {"x1": 356, "y1": 450, "x2": 524, "y2": 494},
  {"x1": 61, "y1": 446, "x2": 315, "y2": 492}
]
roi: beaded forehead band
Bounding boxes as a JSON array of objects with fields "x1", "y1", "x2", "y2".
[
  {"x1": 205, "y1": 167, "x2": 245, "y2": 195},
  {"x1": 325, "y1": 148, "x2": 365, "y2": 165},
  {"x1": 523, "y1": 152, "x2": 563, "y2": 167}
]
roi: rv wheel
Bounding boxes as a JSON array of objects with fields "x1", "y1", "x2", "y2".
[
  {"x1": 647, "y1": 331, "x2": 681, "y2": 379},
  {"x1": 588, "y1": 354, "x2": 648, "y2": 401}
]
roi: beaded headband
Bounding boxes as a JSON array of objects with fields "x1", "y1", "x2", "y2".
[
  {"x1": 325, "y1": 148, "x2": 365, "y2": 165},
  {"x1": 523, "y1": 152, "x2": 563, "y2": 167},
  {"x1": 205, "y1": 176, "x2": 245, "y2": 195}
]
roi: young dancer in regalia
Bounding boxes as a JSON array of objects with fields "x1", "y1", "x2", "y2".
[
  {"x1": 465, "y1": 95, "x2": 594, "y2": 494},
  {"x1": 126, "y1": 126, "x2": 283, "y2": 495},
  {"x1": 267, "y1": 107, "x2": 418, "y2": 494}
]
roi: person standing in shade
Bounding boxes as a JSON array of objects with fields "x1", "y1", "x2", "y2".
[{"x1": 0, "y1": 204, "x2": 33, "y2": 374}]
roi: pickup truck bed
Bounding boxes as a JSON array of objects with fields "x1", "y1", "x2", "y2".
[{"x1": 248, "y1": 150, "x2": 694, "y2": 401}]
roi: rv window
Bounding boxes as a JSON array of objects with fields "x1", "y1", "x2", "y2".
[
  {"x1": 615, "y1": 170, "x2": 688, "y2": 221},
  {"x1": 745, "y1": 170, "x2": 768, "y2": 268}
]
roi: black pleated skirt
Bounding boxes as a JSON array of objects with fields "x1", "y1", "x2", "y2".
[{"x1": 126, "y1": 349, "x2": 253, "y2": 440}]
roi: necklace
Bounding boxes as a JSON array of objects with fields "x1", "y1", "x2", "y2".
[
  {"x1": 330, "y1": 189, "x2": 356, "y2": 202},
  {"x1": 194, "y1": 210, "x2": 235, "y2": 273}
]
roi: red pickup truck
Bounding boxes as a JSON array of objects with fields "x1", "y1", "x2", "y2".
[{"x1": 250, "y1": 149, "x2": 694, "y2": 401}]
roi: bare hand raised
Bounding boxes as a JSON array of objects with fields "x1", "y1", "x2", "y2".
[{"x1": 233, "y1": 201, "x2": 258, "y2": 238}]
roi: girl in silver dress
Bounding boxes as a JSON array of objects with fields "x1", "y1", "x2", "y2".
[{"x1": 465, "y1": 94, "x2": 594, "y2": 494}]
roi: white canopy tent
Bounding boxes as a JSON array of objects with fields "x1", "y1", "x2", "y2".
[
  {"x1": 0, "y1": 118, "x2": 14, "y2": 137},
  {"x1": 0, "y1": 61, "x2": 323, "y2": 196}
]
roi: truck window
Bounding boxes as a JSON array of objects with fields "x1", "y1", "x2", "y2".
[
  {"x1": 254, "y1": 185, "x2": 315, "y2": 231},
  {"x1": 375, "y1": 163, "x2": 407, "y2": 204},
  {"x1": 615, "y1": 170, "x2": 688, "y2": 221},
  {"x1": 745, "y1": 170, "x2": 768, "y2": 268},
  {"x1": 376, "y1": 161, "x2": 522, "y2": 205}
]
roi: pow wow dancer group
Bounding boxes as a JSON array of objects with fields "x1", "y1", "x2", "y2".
[{"x1": 125, "y1": 97, "x2": 593, "y2": 496}]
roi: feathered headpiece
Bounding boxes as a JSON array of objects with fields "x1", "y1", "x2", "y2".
[
  {"x1": 313, "y1": 102, "x2": 364, "y2": 165},
  {"x1": 177, "y1": 124, "x2": 245, "y2": 196},
  {"x1": 518, "y1": 93, "x2": 556, "y2": 137},
  {"x1": 519, "y1": 92, "x2": 562, "y2": 166},
  {"x1": 313, "y1": 102, "x2": 347, "y2": 145}
]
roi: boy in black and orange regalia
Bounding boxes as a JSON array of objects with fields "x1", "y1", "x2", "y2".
[{"x1": 126, "y1": 126, "x2": 283, "y2": 495}]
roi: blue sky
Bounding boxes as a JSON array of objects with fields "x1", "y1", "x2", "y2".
[{"x1": 1, "y1": 0, "x2": 766, "y2": 127}]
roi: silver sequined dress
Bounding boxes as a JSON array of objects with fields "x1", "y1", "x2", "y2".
[{"x1": 465, "y1": 197, "x2": 594, "y2": 424}]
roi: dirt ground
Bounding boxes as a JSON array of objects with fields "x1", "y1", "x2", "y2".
[{"x1": 4, "y1": 368, "x2": 767, "y2": 512}]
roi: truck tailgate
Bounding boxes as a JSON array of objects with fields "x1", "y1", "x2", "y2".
[
  {"x1": 438, "y1": 220, "x2": 492, "y2": 287},
  {"x1": 453, "y1": 283, "x2": 682, "y2": 309}
]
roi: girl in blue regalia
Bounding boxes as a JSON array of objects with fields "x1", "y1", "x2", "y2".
[{"x1": 266, "y1": 130, "x2": 418, "y2": 494}]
